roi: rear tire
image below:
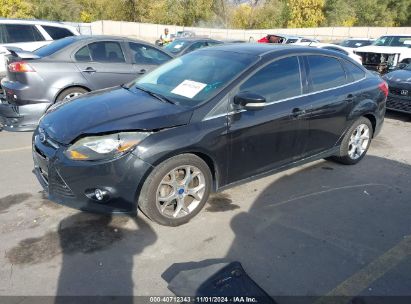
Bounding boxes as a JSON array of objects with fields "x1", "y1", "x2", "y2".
[
  {"x1": 56, "y1": 87, "x2": 88, "y2": 102},
  {"x1": 138, "y1": 154, "x2": 212, "y2": 226},
  {"x1": 329, "y1": 117, "x2": 373, "y2": 165}
]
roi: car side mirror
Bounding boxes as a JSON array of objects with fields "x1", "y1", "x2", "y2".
[{"x1": 233, "y1": 92, "x2": 266, "y2": 110}]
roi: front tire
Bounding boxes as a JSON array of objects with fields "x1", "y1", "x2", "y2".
[
  {"x1": 330, "y1": 117, "x2": 373, "y2": 165},
  {"x1": 138, "y1": 154, "x2": 212, "y2": 226}
]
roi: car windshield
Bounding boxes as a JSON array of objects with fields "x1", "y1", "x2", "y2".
[
  {"x1": 34, "y1": 36, "x2": 77, "y2": 57},
  {"x1": 132, "y1": 50, "x2": 257, "y2": 106},
  {"x1": 340, "y1": 40, "x2": 372, "y2": 48},
  {"x1": 165, "y1": 40, "x2": 190, "y2": 53},
  {"x1": 372, "y1": 36, "x2": 411, "y2": 47}
]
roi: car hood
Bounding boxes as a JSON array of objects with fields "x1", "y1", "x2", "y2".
[
  {"x1": 384, "y1": 69, "x2": 411, "y2": 84},
  {"x1": 40, "y1": 86, "x2": 193, "y2": 144},
  {"x1": 354, "y1": 45, "x2": 410, "y2": 54}
]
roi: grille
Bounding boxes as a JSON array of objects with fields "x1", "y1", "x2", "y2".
[
  {"x1": 389, "y1": 87, "x2": 411, "y2": 97},
  {"x1": 387, "y1": 97, "x2": 411, "y2": 113}
]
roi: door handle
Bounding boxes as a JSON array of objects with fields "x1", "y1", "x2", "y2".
[
  {"x1": 82, "y1": 67, "x2": 96, "y2": 73},
  {"x1": 346, "y1": 94, "x2": 354, "y2": 102},
  {"x1": 137, "y1": 69, "x2": 146, "y2": 75},
  {"x1": 291, "y1": 107, "x2": 306, "y2": 117}
]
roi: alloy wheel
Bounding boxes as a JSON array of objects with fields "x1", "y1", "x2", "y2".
[
  {"x1": 156, "y1": 165, "x2": 206, "y2": 219},
  {"x1": 348, "y1": 123, "x2": 370, "y2": 160},
  {"x1": 63, "y1": 92, "x2": 84, "y2": 101}
]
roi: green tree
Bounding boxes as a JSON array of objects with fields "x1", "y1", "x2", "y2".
[
  {"x1": 230, "y1": 3, "x2": 253, "y2": 28},
  {"x1": 32, "y1": 0, "x2": 82, "y2": 22},
  {"x1": 353, "y1": 0, "x2": 394, "y2": 26},
  {"x1": 324, "y1": 0, "x2": 356, "y2": 26},
  {"x1": 253, "y1": 0, "x2": 288, "y2": 29},
  {"x1": 287, "y1": 0, "x2": 325, "y2": 28},
  {"x1": 0, "y1": 0, "x2": 33, "y2": 18},
  {"x1": 386, "y1": 0, "x2": 411, "y2": 26}
]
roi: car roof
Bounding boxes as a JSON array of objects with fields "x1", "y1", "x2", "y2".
[
  {"x1": 266, "y1": 34, "x2": 304, "y2": 39},
  {"x1": 62, "y1": 35, "x2": 153, "y2": 44},
  {"x1": 343, "y1": 38, "x2": 374, "y2": 40},
  {"x1": 174, "y1": 37, "x2": 220, "y2": 41},
  {"x1": 198, "y1": 43, "x2": 307, "y2": 55},
  {"x1": 0, "y1": 18, "x2": 72, "y2": 28},
  {"x1": 377, "y1": 34, "x2": 411, "y2": 37}
]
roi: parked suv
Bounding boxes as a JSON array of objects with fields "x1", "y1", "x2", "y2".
[{"x1": 0, "y1": 19, "x2": 79, "y2": 78}]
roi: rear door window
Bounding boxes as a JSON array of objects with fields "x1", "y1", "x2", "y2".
[
  {"x1": 240, "y1": 56, "x2": 302, "y2": 102},
  {"x1": 74, "y1": 45, "x2": 91, "y2": 62},
  {"x1": 343, "y1": 60, "x2": 366, "y2": 82},
  {"x1": 88, "y1": 41, "x2": 125, "y2": 63},
  {"x1": 307, "y1": 55, "x2": 347, "y2": 91},
  {"x1": 42, "y1": 26, "x2": 74, "y2": 40},
  {"x1": 0, "y1": 24, "x2": 44, "y2": 43}
]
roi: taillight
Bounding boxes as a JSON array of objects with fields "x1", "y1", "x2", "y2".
[
  {"x1": 378, "y1": 81, "x2": 388, "y2": 97},
  {"x1": 8, "y1": 61, "x2": 35, "y2": 73}
]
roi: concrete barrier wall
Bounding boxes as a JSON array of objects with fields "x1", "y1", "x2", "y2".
[
  {"x1": 90, "y1": 20, "x2": 411, "y2": 43},
  {"x1": 62, "y1": 22, "x2": 93, "y2": 35}
]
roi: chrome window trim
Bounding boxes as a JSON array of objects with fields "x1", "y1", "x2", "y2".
[{"x1": 203, "y1": 76, "x2": 366, "y2": 121}]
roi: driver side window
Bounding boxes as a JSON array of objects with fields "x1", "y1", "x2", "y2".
[{"x1": 239, "y1": 56, "x2": 302, "y2": 103}]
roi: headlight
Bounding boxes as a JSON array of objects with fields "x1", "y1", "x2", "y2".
[{"x1": 65, "y1": 132, "x2": 150, "y2": 161}]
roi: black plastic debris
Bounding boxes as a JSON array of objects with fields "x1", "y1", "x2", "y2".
[{"x1": 165, "y1": 261, "x2": 276, "y2": 304}]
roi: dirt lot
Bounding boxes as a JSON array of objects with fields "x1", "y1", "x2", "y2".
[{"x1": 0, "y1": 112, "x2": 410, "y2": 301}]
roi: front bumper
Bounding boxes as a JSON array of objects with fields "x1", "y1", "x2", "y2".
[
  {"x1": 32, "y1": 129, "x2": 154, "y2": 214},
  {"x1": 386, "y1": 94, "x2": 411, "y2": 114}
]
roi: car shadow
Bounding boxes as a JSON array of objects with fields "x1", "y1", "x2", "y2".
[
  {"x1": 6, "y1": 212, "x2": 157, "y2": 302},
  {"x1": 385, "y1": 110, "x2": 411, "y2": 122},
  {"x1": 54, "y1": 213, "x2": 157, "y2": 302},
  {"x1": 164, "y1": 155, "x2": 411, "y2": 302}
]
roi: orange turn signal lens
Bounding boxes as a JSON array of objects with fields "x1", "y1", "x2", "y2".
[{"x1": 67, "y1": 150, "x2": 89, "y2": 160}]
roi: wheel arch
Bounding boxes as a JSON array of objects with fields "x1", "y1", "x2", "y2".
[
  {"x1": 133, "y1": 149, "x2": 220, "y2": 205},
  {"x1": 152, "y1": 150, "x2": 220, "y2": 191},
  {"x1": 132, "y1": 150, "x2": 220, "y2": 217},
  {"x1": 363, "y1": 113, "x2": 377, "y2": 136},
  {"x1": 54, "y1": 85, "x2": 91, "y2": 103}
]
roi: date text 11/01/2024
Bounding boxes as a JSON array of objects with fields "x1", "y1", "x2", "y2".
[{"x1": 149, "y1": 297, "x2": 260, "y2": 303}]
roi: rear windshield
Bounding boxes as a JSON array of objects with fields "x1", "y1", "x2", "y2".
[
  {"x1": 340, "y1": 40, "x2": 373, "y2": 48},
  {"x1": 165, "y1": 40, "x2": 190, "y2": 53},
  {"x1": 33, "y1": 36, "x2": 77, "y2": 57}
]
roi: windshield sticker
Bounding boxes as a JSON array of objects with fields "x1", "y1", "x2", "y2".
[
  {"x1": 171, "y1": 80, "x2": 207, "y2": 98},
  {"x1": 174, "y1": 44, "x2": 183, "y2": 49}
]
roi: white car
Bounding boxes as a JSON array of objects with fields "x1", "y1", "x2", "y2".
[
  {"x1": 0, "y1": 19, "x2": 80, "y2": 78},
  {"x1": 354, "y1": 34, "x2": 411, "y2": 74},
  {"x1": 295, "y1": 42, "x2": 363, "y2": 65}
]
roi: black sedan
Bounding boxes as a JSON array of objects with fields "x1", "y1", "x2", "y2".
[
  {"x1": 383, "y1": 64, "x2": 411, "y2": 113},
  {"x1": 164, "y1": 37, "x2": 223, "y2": 56},
  {"x1": 32, "y1": 44, "x2": 387, "y2": 226}
]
